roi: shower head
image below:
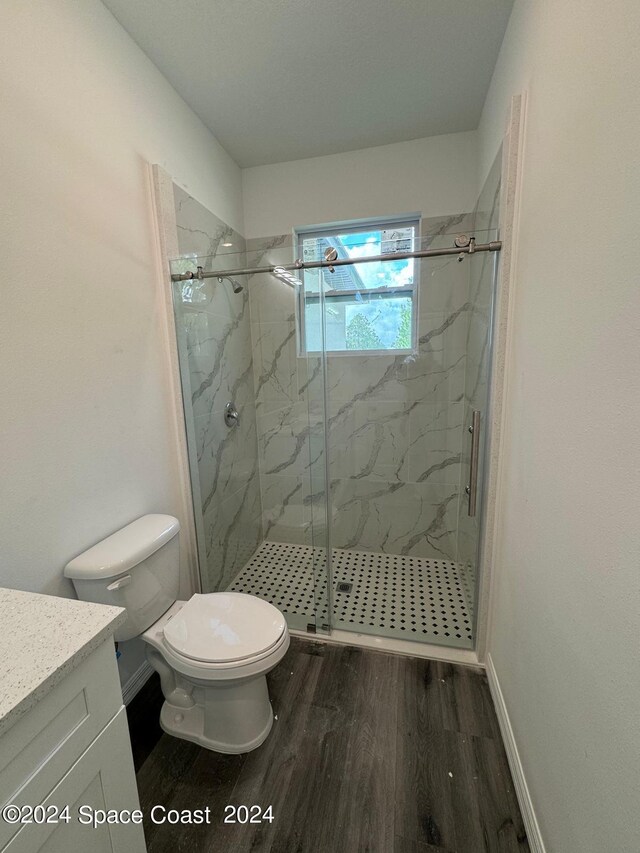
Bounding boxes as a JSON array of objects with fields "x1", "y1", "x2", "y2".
[{"x1": 217, "y1": 275, "x2": 244, "y2": 294}]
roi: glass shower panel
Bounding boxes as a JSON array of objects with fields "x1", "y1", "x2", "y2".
[
  {"x1": 458, "y1": 156, "x2": 503, "y2": 638},
  {"x1": 243, "y1": 239, "x2": 332, "y2": 634},
  {"x1": 170, "y1": 243, "x2": 332, "y2": 634},
  {"x1": 170, "y1": 247, "x2": 262, "y2": 597},
  {"x1": 298, "y1": 261, "x2": 332, "y2": 634},
  {"x1": 321, "y1": 224, "x2": 497, "y2": 649},
  {"x1": 457, "y1": 239, "x2": 498, "y2": 640},
  {"x1": 455, "y1": 227, "x2": 499, "y2": 645}
]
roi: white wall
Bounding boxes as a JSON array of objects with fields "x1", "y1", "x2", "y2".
[
  {"x1": 482, "y1": 2, "x2": 640, "y2": 851},
  {"x1": 0, "y1": 0, "x2": 243, "y2": 680},
  {"x1": 242, "y1": 131, "x2": 478, "y2": 238}
]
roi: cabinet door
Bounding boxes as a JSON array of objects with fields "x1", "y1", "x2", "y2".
[
  {"x1": 6, "y1": 707, "x2": 146, "y2": 853},
  {"x1": 1, "y1": 639, "x2": 122, "y2": 841}
]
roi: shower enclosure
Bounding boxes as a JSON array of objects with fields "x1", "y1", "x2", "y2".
[{"x1": 169, "y1": 160, "x2": 500, "y2": 652}]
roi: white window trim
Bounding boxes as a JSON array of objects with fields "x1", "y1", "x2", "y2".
[{"x1": 295, "y1": 216, "x2": 421, "y2": 358}]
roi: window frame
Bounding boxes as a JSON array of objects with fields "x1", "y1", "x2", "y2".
[{"x1": 295, "y1": 216, "x2": 421, "y2": 358}]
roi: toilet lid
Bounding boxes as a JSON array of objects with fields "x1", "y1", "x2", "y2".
[{"x1": 163, "y1": 593, "x2": 286, "y2": 664}]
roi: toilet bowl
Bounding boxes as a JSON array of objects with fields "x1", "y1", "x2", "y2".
[
  {"x1": 64, "y1": 514, "x2": 289, "y2": 754},
  {"x1": 143, "y1": 594, "x2": 289, "y2": 752}
]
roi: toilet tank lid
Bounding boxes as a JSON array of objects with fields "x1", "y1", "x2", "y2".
[{"x1": 64, "y1": 514, "x2": 180, "y2": 580}]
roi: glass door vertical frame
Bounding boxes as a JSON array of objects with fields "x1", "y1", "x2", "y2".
[
  {"x1": 299, "y1": 254, "x2": 333, "y2": 634},
  {"x1": 317, "y1": 269, "x2": 333, "y2": 633},
  {"x1": 471, "y1": 248, "x2": 499, "y2": 642}
]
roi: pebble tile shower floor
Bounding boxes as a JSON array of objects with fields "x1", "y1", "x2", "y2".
[{"x1": 229, "y1": 541, "x2": 475, "y2": 648}]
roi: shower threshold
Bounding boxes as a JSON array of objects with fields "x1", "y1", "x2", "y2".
[{"x1": 229, "y1": 541, "x2": 475, "y2": 651}]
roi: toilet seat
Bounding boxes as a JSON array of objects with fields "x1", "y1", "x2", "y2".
[
  {"x1": 163, "y1": 592, "x2": 286, "y2": 664},
  {"x1": 157, "y1": 625, "x2": 289, "y2": 680},
  {"x1": 142, "y1": 595, "x2": 290, "y2": 682}
]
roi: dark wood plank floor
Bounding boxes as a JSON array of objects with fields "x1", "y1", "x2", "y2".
[{"x1": 129, "y1": 638, "x2": 529, "y2": 853}]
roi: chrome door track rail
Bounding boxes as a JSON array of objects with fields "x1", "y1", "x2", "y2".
[{"x1": 171, "y1": 238, "x2": 502, "y2": 282}]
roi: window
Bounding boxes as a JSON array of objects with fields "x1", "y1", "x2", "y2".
[{"x1": 296, "y1": 218, "x2": 420, "y2": 355}]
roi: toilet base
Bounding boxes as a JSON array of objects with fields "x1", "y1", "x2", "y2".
[
  {"x1": 146, "y1": 658, "x2": 277, "y2": 754},
  {"x1": 159, "y1": 696, "x2": 274, "y2": 753}
]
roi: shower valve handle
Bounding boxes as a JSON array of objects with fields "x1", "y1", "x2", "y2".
[{"x1": 224, "y1": 402, "x2": 240, "y2": 428}]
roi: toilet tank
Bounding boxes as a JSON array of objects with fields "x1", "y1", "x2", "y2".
[{"x1": 64, "y1": 515, "x2": 181, "y2": 642}]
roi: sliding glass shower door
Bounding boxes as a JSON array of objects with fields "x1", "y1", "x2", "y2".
[{"x1": 307, "y1": 220, "x2": 500, "y2": 649}]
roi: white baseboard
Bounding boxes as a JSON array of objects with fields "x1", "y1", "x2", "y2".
[
  {"x1": 121, "y1": 660, "x2": 154, "y2": 706},
  {"x1": 486, "y1": 654, "x2": 546, "y2": 853}
]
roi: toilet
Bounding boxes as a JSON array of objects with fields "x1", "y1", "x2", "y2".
[{"x1": 64, "y1": 514, "x2": 289, "y2": 753}]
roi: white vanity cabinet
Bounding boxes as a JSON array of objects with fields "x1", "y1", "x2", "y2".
[{"x1": 0, "y1": 590, "x2": 146, "y2": 853}]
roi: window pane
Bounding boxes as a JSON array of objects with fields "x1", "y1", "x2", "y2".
[
  {"x1": 304, "y1": 294, "x2": 413, "y2": 353},
  {"x1": 304, "y1": 300, "x2": 323, "y2": 352},
  {"x1": 299, "y1": 220, "x2": 418, "y2": 355},
  {"x1": 302, "y1": 227, "x2": 415, "y2": 293}
]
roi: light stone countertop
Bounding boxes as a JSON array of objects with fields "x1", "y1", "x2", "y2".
[{"x1": 0, "y1": 587, "x2": 126, "y2": 737}]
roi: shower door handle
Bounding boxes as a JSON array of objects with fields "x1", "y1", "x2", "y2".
[{"x1": 466, "y1": 410, "x2": 481, "y2": 517}]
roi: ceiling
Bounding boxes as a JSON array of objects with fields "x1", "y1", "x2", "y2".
[{"x1": 101, "y1": 0, "x2": 514, "y2": 168}]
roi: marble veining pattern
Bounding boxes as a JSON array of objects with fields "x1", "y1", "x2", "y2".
[
  {"x1": 246, "y1": 235, "x2": 329, "y2": 555},
  {"x1": 174, "y1": 188, "x2": 236, "y2": 263},
  {"x1": 171, "y1": 187, "x2": 262, "y2": 592},
  {"x1": 247, "y1": 215, "x2": 475, "y2": 562}
]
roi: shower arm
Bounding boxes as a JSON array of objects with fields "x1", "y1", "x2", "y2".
[{"x1": 170, "y1": 239, "x2": 502, "y2": 282}]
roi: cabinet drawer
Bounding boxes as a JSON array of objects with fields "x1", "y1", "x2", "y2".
[
  {"x1": 0, "y1": 639, "x2": 122, "y2": 838},
  {"x1": 3, "y1": 706, "x2": 145, "y2": 853}
]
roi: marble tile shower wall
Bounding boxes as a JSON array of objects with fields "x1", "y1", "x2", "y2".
[
  {"x1": 172, "y1": 187, "x2": 262, "y2": 593},
  {"x1": 245, "y1": 235, "x2": 326, "y2": 551},
  {"x1": 456, "y1": 154, "x2": 502, "y2": 581},
  {"x1": 247, "y1": 213, "x2": 475, "y2": 562}
]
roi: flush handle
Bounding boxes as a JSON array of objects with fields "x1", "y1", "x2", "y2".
[{"x1": 107, "y1": 574, "x2": 132, "y2": 591}]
